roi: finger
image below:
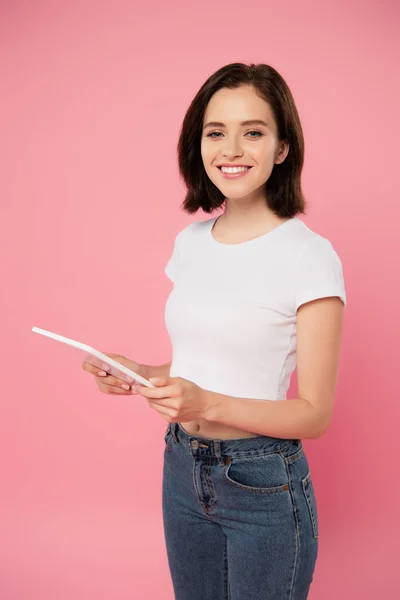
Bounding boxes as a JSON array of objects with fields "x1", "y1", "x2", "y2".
[
  {"x1": 145, "y1": 396, "x2": 176, "y2": 411},
  {"x1": 82, "y1": 358, "x2": 132, "y2": 388},
  {"x1": 82, "y1": 354, "x2": 123, "y2": 376},
  {"x1": 83, "y1": 356, "x2": 136, "y2": 385},
  {"x1": 97, "y1": 381, "x2": 133, "y2": 395},
  {"x1": 82, "y1": 359, "x2": 111, "y2": 376},
  {"x1": 137, "y1": 384, "x2": 175, "y2": 399},
  {"x1": 94, "y1": 374, "x2": 136, "y2": 391},
  {"x1": 147, "y1": 400, "x2": 174, "y2": 420},
  {"x1": 149, "y1": 377, "x2": 169, "y2": 386}
]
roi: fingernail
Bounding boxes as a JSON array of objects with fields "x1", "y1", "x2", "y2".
[
  {"x1": 126, "y1": 376, "x2": 134, "y2": 383},
  {"x1": 98, "y1": 371, "x2": 107, "y2": 376},
  {"x1": 121, "y1": 384, "x2": 130, "y2": 390}
]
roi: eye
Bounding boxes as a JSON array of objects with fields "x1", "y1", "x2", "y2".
[
  {"x1": 206, "y1": 130, "x2": 263, "y2": 138},
  {"x1": 246, "y1": 130, "x2": 263, "y2": 137}
]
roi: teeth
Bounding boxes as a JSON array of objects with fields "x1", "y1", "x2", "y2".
[{"x1": 220, "y1": 166, "x2": 249, "y2": 174}]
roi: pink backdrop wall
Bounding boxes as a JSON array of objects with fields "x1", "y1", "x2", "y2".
[{"x1": 1, "y1": 1, "x2": 399, "y2": 598}]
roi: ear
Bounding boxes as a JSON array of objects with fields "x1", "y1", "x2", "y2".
[{"x1": 275, "y1": 140, "x2": 290, "y2": 165}]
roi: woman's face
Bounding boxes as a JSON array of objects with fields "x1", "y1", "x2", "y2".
[{"x1": 200, "y1": 85, "x2": 289, "y2": 201}]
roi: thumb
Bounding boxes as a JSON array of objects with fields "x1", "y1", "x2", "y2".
[{"x1": 149, "y1": 377, "x2": 169, "y2": 386}]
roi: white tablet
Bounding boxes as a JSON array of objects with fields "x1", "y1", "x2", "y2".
[{"x1": 32, "y1": 326, "x2": 155, "y2": 388}]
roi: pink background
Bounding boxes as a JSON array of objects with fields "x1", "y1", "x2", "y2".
[{"x1": 1, "y1": 1, "x2": 399, "y2": 598}]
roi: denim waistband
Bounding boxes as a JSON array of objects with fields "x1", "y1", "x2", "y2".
[{"x1": 170, "y1": 422, "x2": 301, "y2": 459}]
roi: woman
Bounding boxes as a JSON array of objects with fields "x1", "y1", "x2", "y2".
[{"x1": 83, "y1": 63, "x2": 346, "y2": 599}]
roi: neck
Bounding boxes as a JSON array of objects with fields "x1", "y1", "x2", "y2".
[{"x1": 220, "y1": 194, "x2": 280, "y2": 228}]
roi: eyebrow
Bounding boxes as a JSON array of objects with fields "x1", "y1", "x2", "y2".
[{"x1": 203, "y1": 119, "x2": 269, "y2": 129}]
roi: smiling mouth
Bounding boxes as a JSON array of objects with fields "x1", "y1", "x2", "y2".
[
  {"x1": 217, "y1": 166, "x2": 253, "y2": 173},
  {"x1": 217, "y1": 166, "x2": 253, "y2": 180}
]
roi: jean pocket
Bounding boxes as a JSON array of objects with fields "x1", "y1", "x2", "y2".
[
  {"x1": 302, "y1": 471, "x2": 319, "y2": 538},
  {"x1": 224, "y1": 452, "x2": 289, "y2": 494}
]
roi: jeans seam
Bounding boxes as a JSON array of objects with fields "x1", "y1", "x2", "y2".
[
  {"x1": 224, "y1": 535, "x2": 229, "y2": 600},
  {"x1": 281, "y1": 452, "x2": 300, "y2": 600},
  {"x1": 173, "y1": 425, "x2": 179, "y2": 443},
  {"x1": 164, "y1": 425, "x2": 172, "y2": 451},
  {"x1": 228, "y1": 441, "x2": 294, "y2": 461},
  {"x1": 205, "y1": 460, "x2": 217, "y2": 511},
  {"x1": 192, "y1": 456, "x2": 215, "y2": 518},
  {"x1": 203, "y1": 459, "x2": 213, "y2": 506},
  {"x1": 285, "y1": 445, "x2": 304, "y2": 465},
  {"x1": 302, "y1": 471, "x2": 319, "y2": 539}
]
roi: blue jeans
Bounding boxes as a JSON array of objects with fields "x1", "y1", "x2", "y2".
[{"x1": 162, "y1": 422, "x2": 319, "y2": 600}]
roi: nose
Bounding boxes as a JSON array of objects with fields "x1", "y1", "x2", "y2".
[{"x1": 222, "y1": 136, "x2": 244, "y2": 160}]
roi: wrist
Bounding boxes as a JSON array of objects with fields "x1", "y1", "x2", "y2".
[{"x1": 202, "y1": 389, "x2": 223, "y2": 422}]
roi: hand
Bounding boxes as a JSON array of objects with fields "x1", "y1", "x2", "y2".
[
  {"x1": 137, "y1": 376, "x2": 212, "y2": 422},
  {"x1": 82, "y1": 353, "x2": 142, "y2": 395}
]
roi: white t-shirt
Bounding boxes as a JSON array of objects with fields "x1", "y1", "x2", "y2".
[{"x1": 164, "y1": 216, "x2": 346, "y2": 401}]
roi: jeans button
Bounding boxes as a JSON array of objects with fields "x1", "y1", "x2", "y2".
[{"x1": 191, "y1": 440, "x2": 199, "y2": 449}]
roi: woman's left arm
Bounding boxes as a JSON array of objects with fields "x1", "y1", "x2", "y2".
[
  {"x1": 138, "y1": 297, "x2": 345, "y2": 440},
  {"x1": 204, "y1": 296, "x2": 345, "y2": 439}
]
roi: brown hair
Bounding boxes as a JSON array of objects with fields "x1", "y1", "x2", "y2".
[{"x1": 177, "y1": 63, "x2": 307, "y2": 218}]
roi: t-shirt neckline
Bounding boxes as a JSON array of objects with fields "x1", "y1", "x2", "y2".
[{"x1": 208, "y1": 216, "x2": 298, "y2": 248}]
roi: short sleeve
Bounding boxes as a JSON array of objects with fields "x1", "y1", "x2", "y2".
[
  {"x1": 294, "y1": 235, "x2": 347, "y2": 312},
  {"x1": 164, "y1": 232, "x2": 180, "y2": 283}
]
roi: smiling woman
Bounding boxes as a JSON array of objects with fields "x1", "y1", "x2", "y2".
[
  {"x1": 178, "y1": 63, "x2": 305, "y2": 219},
  {"x1": 135, "y1": 62, "x2": 346, "y2": 599},
  {"x1": 199, "y1": 85, "x2": 291, "y2": 211}
]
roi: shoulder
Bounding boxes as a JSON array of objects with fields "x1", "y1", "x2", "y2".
[
  {"x1": 293, "y1": 219, "x2": 344, "y2": 263},
  {"x1": 174, "y1": 217, "x2": 214, "y2": 243},
  {"x1": 291, "y1": 220, "x2": 347, "y2": 310}
]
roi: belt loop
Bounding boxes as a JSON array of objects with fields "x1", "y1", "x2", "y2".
[{"x1": 213, "y1": 440, "x2": 225, "y2": 466}]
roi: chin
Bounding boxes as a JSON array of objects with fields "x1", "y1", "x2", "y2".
[{"x1": 216, "y1": 184, "x2": 260, "y2": 199}]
